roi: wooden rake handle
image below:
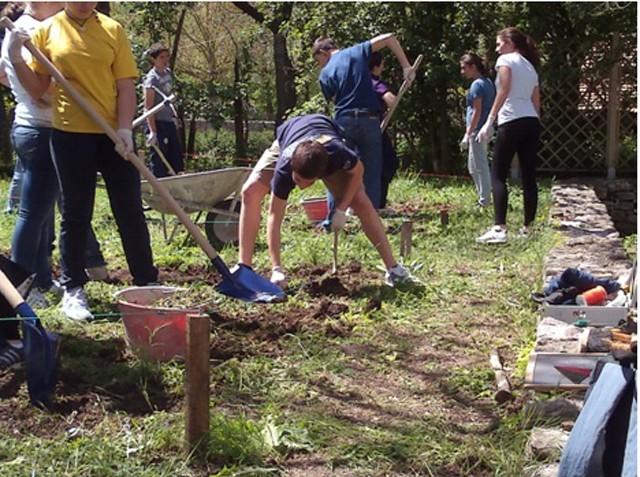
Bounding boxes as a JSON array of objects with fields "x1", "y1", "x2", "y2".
[
  {"x1": 381, "y1": 54, "x2": 424, "y2": 132},
  {"x1": 0, "y1": 17, "x2": 219, "y2": 261}
]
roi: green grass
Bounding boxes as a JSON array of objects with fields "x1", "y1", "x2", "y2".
[{"x1": 0, "y1": 172, "x2": 573, "y2": 476}]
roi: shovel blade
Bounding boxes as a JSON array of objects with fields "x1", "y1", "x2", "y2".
[{"x1": 216, "y1": 264, "x2": 285, "y2": 303}]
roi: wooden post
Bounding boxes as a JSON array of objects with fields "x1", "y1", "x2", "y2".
[
  {"x1": 439, "y1": 208, "x2": 449, "y2": 227},
  {"x1": 400, "y1": 220, "x2": 413, "y2": 258},
  {"x1": 489, "y1": 349, "x2": 514, "y2": 404},
  {"x1": 606, "y1": 32, "x2": 622, "y2": 180},
  {"x1": 185, "y1": 314, "x2": 210, "y2": 456}
]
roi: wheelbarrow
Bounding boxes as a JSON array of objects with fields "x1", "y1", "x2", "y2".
[{"x1": 140, "y1": 167, "x2": 251, "y2": 249}]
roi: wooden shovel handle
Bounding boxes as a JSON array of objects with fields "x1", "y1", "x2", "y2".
[{"x1": 0, "y1": 17, "x2": 219, "y2": 261}]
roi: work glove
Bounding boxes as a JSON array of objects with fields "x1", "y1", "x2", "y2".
[
  {"x1": 402, "y1": 66, "x2": 416, "y2": 83},
  {"x1": 459, "y1": 132, "x2": 469, "y2": 152},
  {"x1": 270, "y1": 266, "x2": 287, "y2": 288},
  {"x1": 115, "y1": 128, "x2": 134, "y2": 159},
  {"x1": 146, "y1": 130, "x2": 158, "y2": 147},
  {"x1": 476, "y1": 115, "x2": 495, "y2": 144},
  {"x1": 331, "y1": 208, "x2": 347, "y2": 232},
  {"x1": 7, "y1": 28, "x2": 30, "y2": 64}
]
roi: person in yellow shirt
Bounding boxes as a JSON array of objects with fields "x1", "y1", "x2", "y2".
[{"x1": 7, "y1": 2, "x2": 158, "y2": 321}]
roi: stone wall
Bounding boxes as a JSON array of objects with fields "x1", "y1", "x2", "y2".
[{"x1": 589, "y1": 178, "x2": 637, "y2": 236}]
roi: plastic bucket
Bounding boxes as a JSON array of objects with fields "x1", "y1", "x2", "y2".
[
  {"x1": 114, "y1": 286, "x2": 198, "y2": 362},
  {"x1": 301, "y1": 197, "x2": 328, "y2": 223}
]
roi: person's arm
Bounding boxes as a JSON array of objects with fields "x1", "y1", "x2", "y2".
[
  {"x1": 144, "y1": 87, "x2": 157, "y2": 134},
  {"x1": 370, "y1": 33, "x2": 411, "y2": 70},
  {"x1": 487, "y1": 66, "x2": 511, "y2": 122},
  {"x1": 476, "y1": 66, "x2": 510, "y2": 143},
  {"x1": 467, "y1": 97, "x2": 482, "y2": 136},
  {"x1": 6, "y1": 29, "x2": 51, "y2": 99},
  {"x1": 266, "y1": 193, "x2": 288, "y2": 269},
  {"x1": 382, "y1": 91, "x2": 397, "y2": 110},
  {"x1": 115, "y1": 78, "x2": 136, "y2": 157},
  {"x1": 335, "y1": 160, "x2": 364, "y2": 211},
  {"x1": 532, "y1": 85, "x2": 541, "y2": 117}
]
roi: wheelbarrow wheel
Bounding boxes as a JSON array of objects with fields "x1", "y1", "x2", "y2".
[{"x1": 204, "y1": 199, "x2": 241, "y2": 250}]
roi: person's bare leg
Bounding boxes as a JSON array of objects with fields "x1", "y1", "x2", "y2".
[
  {"x1": 238, "y1": 177, "x2": 269, "y2": 267},
  {"x1": 350, "y1": 190, "x2": 396, "y2": 269}
]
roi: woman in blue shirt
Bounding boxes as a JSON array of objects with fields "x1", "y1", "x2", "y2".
[{"x1": 460, "y1": 53, "x2": 495, "y2": 208}]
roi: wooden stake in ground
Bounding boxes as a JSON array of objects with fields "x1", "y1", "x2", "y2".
[
  {"x1": 489, "y1": 349, "x2": 514, "y2": 404},
  {"x1": 185, "y1": 314, "x2": 210, "y2": 456},
  {"x1": 332, "y1": 231, "x2": 339, "y2": 274},
  {"x1": 400, "y1": 220, "x2": 413, "y2": 258}
]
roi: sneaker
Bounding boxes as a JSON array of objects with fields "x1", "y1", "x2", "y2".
[
  {"x1": 49, "y1": 280, "x2": 64, "y2": 298},
  {"x1": 516, "y1": 226, "x2": 531, "y2": 239},
  {"x1": 61, "y1": 287, "x2": 93, "y2": 321},
  {"x1": 0, "y1": 342, "x2": 24, "y2": 370},
  {"x1": 384, "y1": 264, "x2": 415, "y2": 287},
  {"x1": 476, "y1": 226, "x2": 507, "y2": 244},
  {"x1": 86, "y1": 265, "x2": 109, "y2": 282},
  {"x1": 26, "y1": 288, "x2": 50, "y2": 309}
]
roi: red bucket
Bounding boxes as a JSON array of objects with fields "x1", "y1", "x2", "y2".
[
  {"x1": 115, "y1": 286, "x2": 199, "y2": 362},
  {"x1": 301, "y1": 197, "x2": 328, "y2": 223}
]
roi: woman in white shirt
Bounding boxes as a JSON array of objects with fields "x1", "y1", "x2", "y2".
[{"x1": 475, "y1": 27, "x2": 541, "y2": 244}]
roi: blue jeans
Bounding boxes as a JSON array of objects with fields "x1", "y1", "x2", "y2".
[
  {"x1": 148, "y1": 120, "x2": 183, "y2": 178},
  {"x1": 559, "y1": 362, "x2": 636, "y2": 477},
  {"x1": 10, "y1": 125, "x2": 58, "y2": 289},
  {"x1": 6, "y1": 155, "x2": 24, "y2": 212},
  {"x1": 468, "y1": 136, "x2": 492, "y2": 206},
  {"x1": 326, "y1": 112, "x2": 382, "y2": 219},
  {"x1": 51, "y1": 130, "x2": 157, "y2": 289}
]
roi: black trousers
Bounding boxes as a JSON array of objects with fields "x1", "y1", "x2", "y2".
[{"x1": 491, "y1": 117, "x2": 542, "y2": 226}]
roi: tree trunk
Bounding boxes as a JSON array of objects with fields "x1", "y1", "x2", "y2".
[
  {"x1": 170, "y1": 7, "x2": 187, "y2": 72},
  {"x1": 187, "y1": 116, "x2": 197, "y2": 163},
  {"x1": 232, "y1": 2, "x2": 297, "y2": 127},
  {"x1": 273, "y1": 32, "x2": 297, "y2": 126},
  {"x1": 234, "y1": 57, "x2": 248, "y2": 158}
]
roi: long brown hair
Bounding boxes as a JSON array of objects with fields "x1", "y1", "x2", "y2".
[
  {"x1": 460, "y1": 52, "x2": 487, "y2": 76},
  {"x1": 498, "y1": 27, "x2": 540, "y2": 69}
]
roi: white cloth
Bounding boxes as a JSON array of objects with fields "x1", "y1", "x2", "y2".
[
  {"x1": 495, "y1": 52, "x2": 538, "y2": 126},
  {"x1": 0, "y1": 15, "x2": 52, "y2": 127}
]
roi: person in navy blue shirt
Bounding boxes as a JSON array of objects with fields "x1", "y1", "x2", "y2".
[
  {"x1": 369, "y1": 51, "x2": 399, "y2": 209},
  {"x1": 237, "y1": 114, "x2": 414, "y2": 289},
  {"x1": 312, "y1": 34, "x2": 414, "y2": 214},
  {"x1": 460, "y1": 53, "x2": 496, "y2": 207}
]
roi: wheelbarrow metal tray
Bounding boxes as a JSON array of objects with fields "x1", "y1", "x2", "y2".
[{"x1": 141, "y1": 167, "x2": 252, "y2": 214}]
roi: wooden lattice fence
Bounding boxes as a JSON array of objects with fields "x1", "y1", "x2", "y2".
[{"x1": 538, "y1": 33, "x2": 636, "y2": 174}]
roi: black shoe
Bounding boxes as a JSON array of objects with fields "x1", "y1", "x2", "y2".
[{"x1": 0, "y1": 343, "x2": 24, "y2": 370}]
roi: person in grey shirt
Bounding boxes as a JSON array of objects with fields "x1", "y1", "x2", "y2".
[{"x1": 143, "y1": 43, "x2": 183, "y2": 177}]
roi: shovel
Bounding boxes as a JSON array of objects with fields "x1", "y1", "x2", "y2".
[
  {"x1": 0, "y1": 257, "x2": 59, "y2": 408},
  {"x1": 1, "y1": 18, "x2": 284, "y2": 304}
]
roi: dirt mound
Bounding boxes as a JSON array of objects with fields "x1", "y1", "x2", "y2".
[
  {"x1": 208, "y1": 297, "x2": 351, "y2": 360},
  {"x1": 297, "y1": 262, "x2": 379, "y2": 297}
]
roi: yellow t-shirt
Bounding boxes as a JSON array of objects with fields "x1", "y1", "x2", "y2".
[{"x1": 30, "y1": 10, "x2": 138, "y2": 133}]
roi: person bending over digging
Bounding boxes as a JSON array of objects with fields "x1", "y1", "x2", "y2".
[{"x1": 237, "y1": 113, "x2": 415, "y2": 289}]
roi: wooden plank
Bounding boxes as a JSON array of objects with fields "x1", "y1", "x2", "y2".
[
  {"x1": 185, "y1": 314, "x2": 210, "y2": 456},
  {"x1": 541, "y1": 304, "x2": 628, "y2": 327},
  {"x1": 524, "y1": 352, "x2": 608, "y2": 391}
]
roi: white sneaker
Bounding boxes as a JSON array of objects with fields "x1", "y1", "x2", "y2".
[
  {"x1": 270, "y1": 267, "x2": 288, "y2": 288},
  {"x1": 384, "y1": 264, "x2": 415, "y2": 287},
  {"x1": 476, "y1": 226, "x2": 507, "y2": 244},
  {"x1": 26, "y1": 288, "x2": 49, "y2": 309},
  {"x1": 61, "y1": 287, "x2": 93, "y2": 321}
]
